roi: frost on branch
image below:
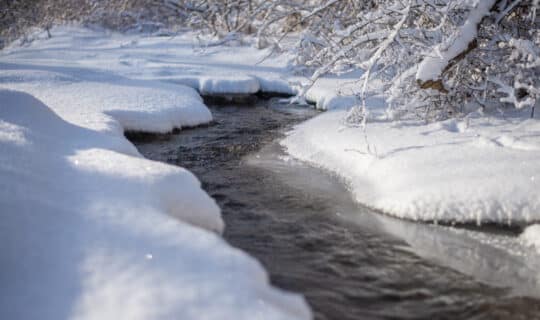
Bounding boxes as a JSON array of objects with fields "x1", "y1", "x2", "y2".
[
  {"x1": 286, "y1": 0, "x2": 539, "y2": 121},
  {"x1": 491, "y1": 37, "x2": 540, "y2": 116}
]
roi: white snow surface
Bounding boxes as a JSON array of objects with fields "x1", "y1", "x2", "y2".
[
  {"x1": 521, "y1": 224, "x2": 540, "y2": 253},
  {"x1": 0, "y1": 27, "x2": 311, "y2": 320},
  {"x1": 282, "y1": 110, "x2": 540, "y2": 224},
  {"x1": 0, "y1": 26, "x2": 352, "y2": 109}
]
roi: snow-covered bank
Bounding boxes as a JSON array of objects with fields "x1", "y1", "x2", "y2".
[
  {"x1": 0, "y1": 89, "x2": 311, "y2": 320},
  {"x1": 282, "y1": 109, "x2": 540, "y2": 225},
  {"x1": 0, "y1": 26, "x2": 312, "y2": 319},
  {"x1": 0, "y1": 26, "x2": 351, "y2": 109}
]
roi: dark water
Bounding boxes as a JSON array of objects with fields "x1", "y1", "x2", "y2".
[{"x1": 129, "y1": 98, "x2": 540, "y2": 320}]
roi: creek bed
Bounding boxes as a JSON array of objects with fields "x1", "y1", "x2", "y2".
[{"x1": 129, "y1": 97, "x2": 540, "y2": 320}]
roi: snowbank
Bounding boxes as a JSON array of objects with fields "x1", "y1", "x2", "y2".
[
  {"x1": 199, "y1": 75, "x2": 260, "y2": 95},
  {"x1": 0, "y1": 89, "x2": 310, "y2": 319},
  {"x1": 0, "y1": 68, "x2": 212, "y2": 134},
  {"x1": 282, "y1": 110, "x2": 540, "y2": 225},
  {"x1": 0, "y1": 26, "x2": 355, "y2": 109},
  {"x1": 0, "y1": 27, "x2": 315, "y2": 319},
  {"x1": 522, "y1": 224, "x2": 540, "y2": 253}
]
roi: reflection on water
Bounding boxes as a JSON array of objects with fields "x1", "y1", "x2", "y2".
[{"x1": 131, "y1": 98, "x2": 540, "y2": 320}]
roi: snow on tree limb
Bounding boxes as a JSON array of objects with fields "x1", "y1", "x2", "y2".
[
  {"x1": 416, "y1": 0, "x2": 497, "y2": 91},
  {"x1": 298, "y1": 30, "x2": 391, "y2": 97},
  {"x1": 356, "y1": 2, "x2": 411, "y2": 124}
]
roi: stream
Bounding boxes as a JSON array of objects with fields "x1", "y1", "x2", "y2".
[{"x1": 129, "y1": 97, "x2": 540, "y2": 320}]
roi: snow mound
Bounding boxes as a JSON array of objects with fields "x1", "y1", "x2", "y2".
[
  {"x1": 255, "y1": 76, "x2": 296, "y2": 95},
  {"x1": 0, "y1": 67, "x2": 212, "y2": 134},
  {"x1": 282, "y1": 109, "x2": 540, "y2": 225},
  {"x1": 521, "y1": 224, "x2": 540, "y2": 253},
  {"x1": 199, "y1": 75, "x2": 260, "y2": 95},
  {"x1": 305, "y1": 88, "x2": 359, "y2": 110},
  {"x1": 435, "y1": 118, "x2": 469, "y2": 133},
  {"x1": 0, "y1": 89, "x2": 311, "y2": 320}
]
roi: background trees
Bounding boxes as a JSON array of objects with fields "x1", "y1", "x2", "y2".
[{"x1": 2, "y1": 0, "x2": 538, "y2": 121}]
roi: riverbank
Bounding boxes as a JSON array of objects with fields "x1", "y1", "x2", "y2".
[
  {"x1": 1, "y1": 25, "x2": 540, "y2": 318},
  {"x1": 4, "y1": 26, "x2": 539, "y2": 226}
]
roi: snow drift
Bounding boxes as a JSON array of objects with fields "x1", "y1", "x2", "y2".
[
  {"x1": 0, "y1": 89, "x2": 310, "y2": 320},
  {"x1": 282, "y1": 109, "x2": 540, "y2": 225}
]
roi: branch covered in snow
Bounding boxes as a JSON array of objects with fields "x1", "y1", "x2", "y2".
[{"x1": 416, "y1": 0, "x2": 497, "y2": 92}]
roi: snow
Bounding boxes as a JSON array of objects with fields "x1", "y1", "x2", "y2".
[
  {"x1": 2, "y1": 23, "x2": 540, "y2": 317},
  {"x1": 416, "y1": 0, "x2": 496, "y2": 83},
  {"x1": 282, "y1": 109, "x2": 540, "y2": 225},
  {"x1": 522, "y1": 224, "x2": 540, "y2": 253},
  {"x1": 0, "y1": 27, "x2": 312, "y2": 320},
  {"x1": 303, "y1": 84, "x2": 360, "y2": 110},
  {"x1": 0, "y1": 68, "x2": 211, "y2": 134},
  {"x1": 199, "y1": 75, "x2": 260, "y2": 95},
  {"x1": 0, "y1": 26, "x2": 353, "y2": 110},
  {"x1": 0, "y1": 88, "x2": 311, "y2": 320}
]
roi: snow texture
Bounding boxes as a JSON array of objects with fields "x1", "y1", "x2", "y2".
[
  {"x1": 282, "y1": 109, "x2": 540, "y2": 225},
  {"x1": 521, "y1": 224, "x2": 540, "y2": 253},
  {"x1": 0, "y1": 27, "x2": 311, "y2": 320},
  {"x1": 0, "y1": 90, "x2": 311, "y2": 320},
  {"x1": 0, "y1": 26, "x2": 351, "y2": 110}
]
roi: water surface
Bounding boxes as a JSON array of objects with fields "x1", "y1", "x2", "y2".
[{"x1": 130, "y1": 98, "x2": 540, "y2": 320}]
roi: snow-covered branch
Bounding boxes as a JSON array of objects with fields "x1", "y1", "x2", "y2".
[{"x1": 416, "y1": 0, "x2": 497, "y2": 92}]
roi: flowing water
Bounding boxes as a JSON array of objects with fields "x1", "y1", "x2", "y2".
[{"x1": 129, "y1": 97, "x2": 540, "y2": 320}]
